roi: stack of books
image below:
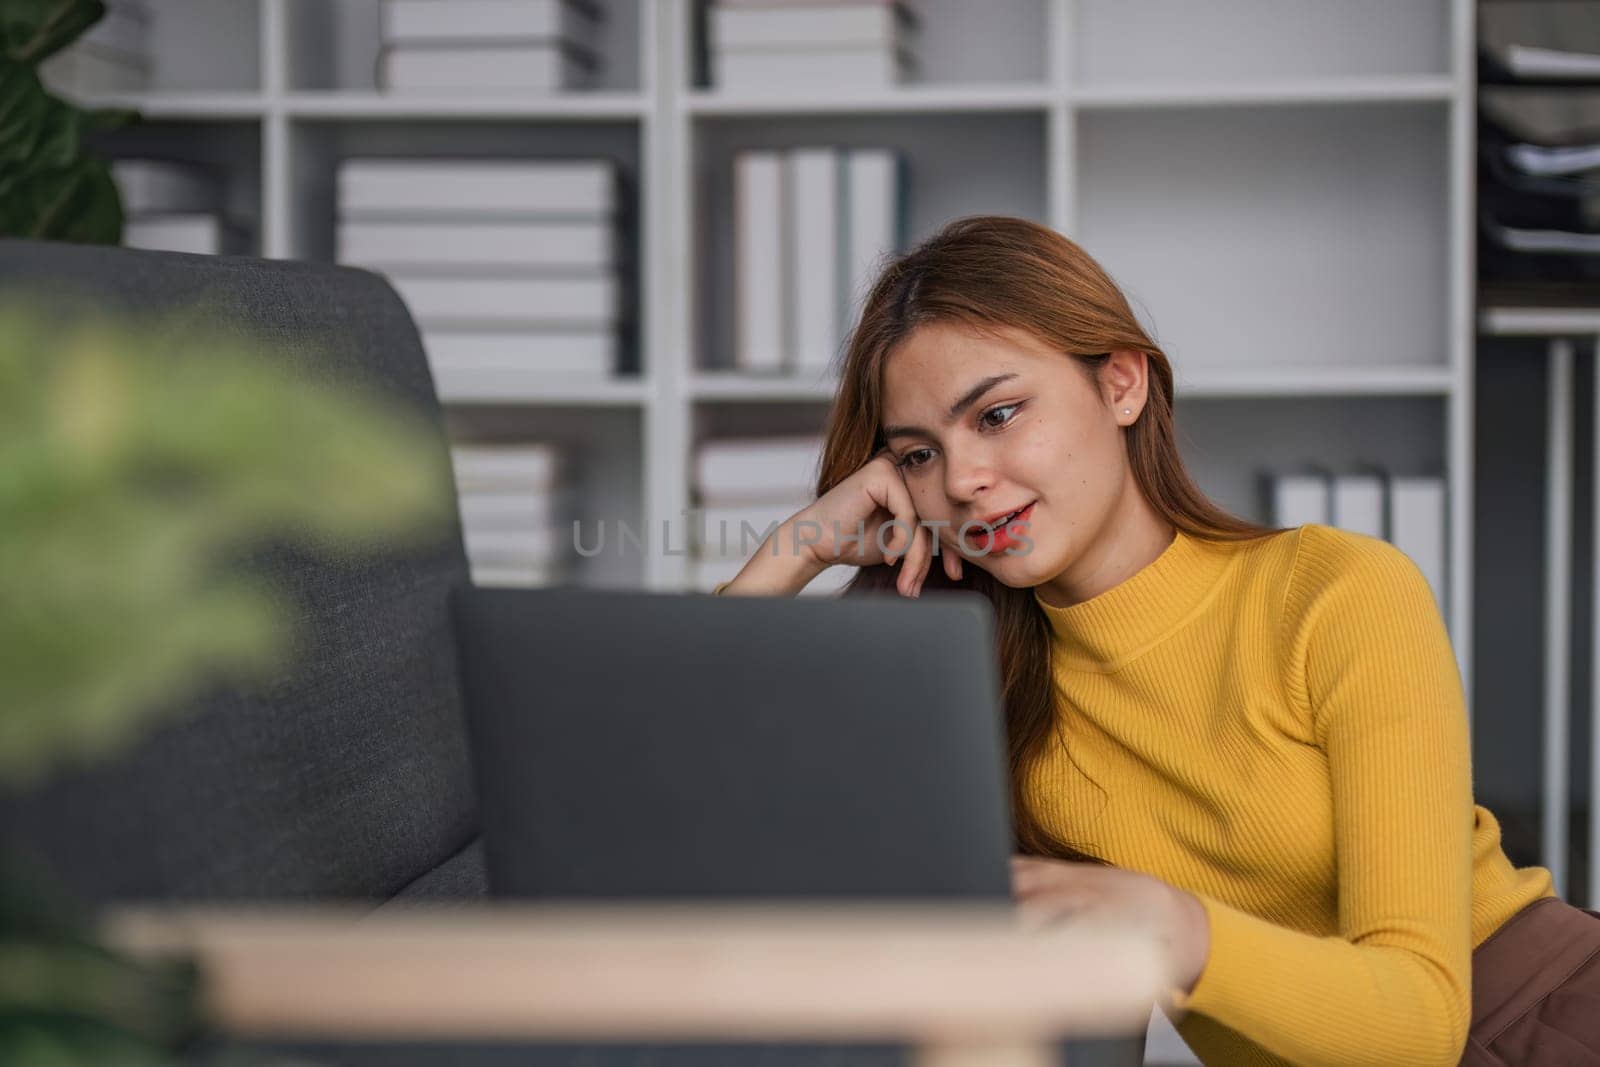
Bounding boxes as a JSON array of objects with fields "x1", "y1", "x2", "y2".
[
  {"x1": 452, "y1": 443, "x2": 574, "y2": 587},
  {"x1": 733, "y1": 146, "x2": 905, "y2": 377},
  {"x1": 1265, "y1": 466, "x2": 1448, "y2": 612},
  {"x1": 337, "y1": 158, "x2": 625, "y2": 396},
  {"x1": 1477, "y1": 2, "x2": 1600, "y2": 288},
  {"x1": 377, "y1": 0, "x2": 604, "y2": 94},
  {"x1": 692, "y1": 435, "x2": 855, "y2": 596},
  {"x1": 113, "y1": 160, "x2": 247, "y2": 256},
  {"x1": 40, "y1": 0, "x2": 150, "y2": 96},
  {"x1": 708, "y1": 0, "x2": 918, "y2": 92}
]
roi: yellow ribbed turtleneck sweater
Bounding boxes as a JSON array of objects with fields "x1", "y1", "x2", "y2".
[{"x1": 1026, "y1": 522, "x2": 1554, "y2": 1067}]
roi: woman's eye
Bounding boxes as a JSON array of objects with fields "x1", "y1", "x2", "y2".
[
  {"x1": 897, "y1": 449, "x2": 933, "y2": 471},
  {"x1": 980, "y1": 403, "x2": 1021, "y2": 429}
]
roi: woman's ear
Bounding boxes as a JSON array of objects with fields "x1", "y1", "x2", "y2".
[{"x1": 1101, "y1": 350, "x2": 1148, "y2": 420}]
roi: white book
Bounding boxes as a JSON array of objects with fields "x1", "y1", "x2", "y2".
[
  {"x1": 40, "y1": 43, "x2": 148, "y2": 95},
  {"x1": 714, "y1": 44, "x2": 914, "y2": 92},
  {"x1": 1389, "y1": 476, "x2": 1448, "y2": 614},
  {"x1": 382, "y1": 0, "x2": 600, "y2": 47},
  {"x1": 1505, "y1": 43, "x2": 1600, "y2": 80},
  {"x1": 459, "y1": 489, "x2": 570, "y2": 531},
  {"x1": 733, "y1": 151, "x2": 787, "y2": 372},
  {"x1": 112, "y1": 161, "x2": 221, "y2": 215},
  {"x1": 123, "y1": 214, "x2": 241, "y2": 256},
  {"x1": 696, "y1": 500, "x2": 807, "y2": 557},
  {"x1": 711, "y1": 4, "x2": 910, "y2": 50},
  {"x1": 338, "y1": 220, "x2": 615, "y2": 270},
  {"x1": 463, "y1": 526, "x2": 565, "y2": 564},
  {"x1": 387, "y1": 274, "x2": 620, "y2": 325},
  {"x1": 843, "y1": 148, "x2": 899, "y2": 340},
  {"x1": 380, "y1": 44, "x2": 594, "y2": 94},
  {"x1": 1268, "y1": 469, "x2": 1330, "y2": 527},
  {"x1": 452, "y1": 443, "x2": 564, "y2": 491},
  {"x1": 1506, "y1": 142, "x2": 1600, "y2": 178},
  {"x1": 788, "y1": 148, "x2": 840, "y2": 374},
  {"x1": 423, "y1": 329, "x2": 617, "y2": 376},
  {"x1": 1331, "y1": 471, "x2": 1387, "y2": 539},
  {"x1": 338, "y1": 160, "x2": 615, "y2": 218},
  {"x1": 696, "y1": 435, "x2": 824, "y2": 501},
  {"x1": 1486, "y1": 217, "x2": 1600, "y2": 255}
]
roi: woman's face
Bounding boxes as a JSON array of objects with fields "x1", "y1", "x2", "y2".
[{"x1": 879, "y1": 320, "x2": 1149, "y2": 593}]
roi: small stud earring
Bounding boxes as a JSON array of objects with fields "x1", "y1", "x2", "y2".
[{"x1": 1123, "y1": 408, "x2": 1131, "y2": 415}]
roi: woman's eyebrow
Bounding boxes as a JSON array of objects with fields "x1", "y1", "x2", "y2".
[{"x1": 882, "y1": 373, "x2": 1019, "y2": 440}]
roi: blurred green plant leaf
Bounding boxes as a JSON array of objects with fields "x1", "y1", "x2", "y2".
[
  {"x1": 0, "y1": 0, "x2": 131, "y2": 243},
  {"x1": 0, "y1": 0, "x2": 105, "y2": 65},
  {"x1": 0, "y1": 302, "x2": 455, "y2": 786}
]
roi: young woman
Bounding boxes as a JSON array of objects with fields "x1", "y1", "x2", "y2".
[{"x1": 717, "y1": 216, "x2": 1600, "y2": 1066}]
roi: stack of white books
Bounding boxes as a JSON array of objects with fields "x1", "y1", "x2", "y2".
[
  {"x1": 377, "y1": 0, "x2": 604, "y2": 94},
  {"x1": 1265, "y1": 466, "x2": 1449, "y2": 612},
  {"x1": 113, "y1": 160, "x2": 247, "y2": 256},
  {"x1": 709, "y1": 0, "x2": 918, "y2": 92},
  {"x1": 692, "y1": 435, "x2": 855, "y2": 596},
  {"x1": 337, "y1": 158, "x2": 623, "y2": 396},
  {"x1": 452, "y1": 443, "x2": 574, "y2": 587},
  {"x1": 40, "y1": 0, "x2": 150, "y2": 96},
  {"x1": 733, "y1": 146, "x2": 904, "y2": 378}
]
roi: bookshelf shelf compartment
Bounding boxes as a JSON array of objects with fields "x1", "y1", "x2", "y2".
[
  {"x1": 1076, "y1": 102, "x2": 1450, "y2": 377},
  {"x1": 695, "y1": 111, "x2": 1047, "y2": 374},
  {"x1": 1173, "y1": 395, "x2": 1447, "y2": 526},
  {"x1": 283, "y1": 0, "x2": 643, "y2": 93},
  {"x1": 92, "y1": 118, "x2": 265, "y2": 257},
  {"x1": 445, "y1": 406, "x2": 645, "y2": 590}
]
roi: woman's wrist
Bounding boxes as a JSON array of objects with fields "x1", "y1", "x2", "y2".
[
  {"x1": 1169, "y1": 887, "x2": 1212, "y2": 995},
  {"x1": 721, "y1": 519, "x2": 828, "y2": 596}
]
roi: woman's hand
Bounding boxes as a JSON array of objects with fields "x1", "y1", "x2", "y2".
[
  {"x1": 791, "y1": 451, "x2": 963, "y2": 597},
  {"x1": 1011, "y1": 855, "x2": 1211, "y2": 999}
]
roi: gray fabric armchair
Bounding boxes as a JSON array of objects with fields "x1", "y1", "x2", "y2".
[{"x1": 0, "y1": 238, "x2": 486, "y2": 905}]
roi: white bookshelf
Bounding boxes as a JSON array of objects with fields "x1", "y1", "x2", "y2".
[{"x1": 81, "y1": 0, "x2": 1478, "y2": 699}]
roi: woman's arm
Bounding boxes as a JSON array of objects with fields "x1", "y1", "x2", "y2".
[
  {"x1": 1014, "y1": 530, "x2": 1474, "y2": 1066},
  {"x1": 1166, "y1": 528, "x2": 1475, "y2": 1066}
]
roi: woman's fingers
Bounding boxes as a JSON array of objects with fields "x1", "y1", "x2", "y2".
[
  {"x1": 901, "y1": 522, "x2": 932, "y2": 597},
  {"x1": 1015, "y1": 897, "x2": 1083, "y2": 931},
  {"x1": 868, "y1": 457, "x2": 920, "y2": 564},
  {"x1": 1010, "y1": 855, "x2": 1094, "y2": 898},
  {"x1": 896, "y1": 528, "x2": 919, "y2": 596},
  {"x1": 942, "y1": 536, "x2": 964, "y2": 582}
]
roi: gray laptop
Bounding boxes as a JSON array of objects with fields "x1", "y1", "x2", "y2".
[{"x1": 449, "y1": 586, "x2": 1014, "y2": 900}]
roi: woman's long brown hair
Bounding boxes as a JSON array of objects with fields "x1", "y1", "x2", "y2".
[{"x1": 817, "y1": 215, "x2": 1282, "y2": 864}]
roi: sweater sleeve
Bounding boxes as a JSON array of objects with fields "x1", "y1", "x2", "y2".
[{"x1": 1167, "y1": 526, "x2": 1474, "y2": 1066}]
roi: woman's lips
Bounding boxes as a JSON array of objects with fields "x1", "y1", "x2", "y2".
[{"x1": 965, "y1": 502, "x2": 1035, "y2": 554}]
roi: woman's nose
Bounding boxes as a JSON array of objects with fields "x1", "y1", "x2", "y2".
[{"x1": 943, "y1": 445, "x2": 996, "y2": 502}]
